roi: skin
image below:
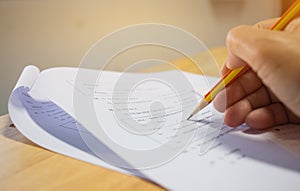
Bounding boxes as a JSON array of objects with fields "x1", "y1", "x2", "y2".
[{"x1": 213, "y1": 18, "x2": 300, "y2": 129}]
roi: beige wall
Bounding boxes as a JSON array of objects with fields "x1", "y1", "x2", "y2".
[{"x1": 0, "y1": 0, "x2": 280, "y2": 115}]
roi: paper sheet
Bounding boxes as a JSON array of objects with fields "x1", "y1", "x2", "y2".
[
  {"x1": 8, "y1": 66, "x2": 146, "y2": 179},
  {"x1": 9, "y1": 66, "x2": 300, "y2": 191}
]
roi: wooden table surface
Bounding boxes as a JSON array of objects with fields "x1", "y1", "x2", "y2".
[{"x1": 1, "y1": 47, "x2": 300, "y2": 191}]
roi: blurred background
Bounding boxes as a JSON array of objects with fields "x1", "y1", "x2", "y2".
[{"x1": 0, "y1": 0, "x2": 292, "y2": 115}]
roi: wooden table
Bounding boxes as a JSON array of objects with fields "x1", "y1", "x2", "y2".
[{"x1": 1, "y1": 47, "x2": 300, "y2": 191}]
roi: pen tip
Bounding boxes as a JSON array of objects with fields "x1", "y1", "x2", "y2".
[{"x1": 187, "y1": 114, "x2": 193, "y2": 121}]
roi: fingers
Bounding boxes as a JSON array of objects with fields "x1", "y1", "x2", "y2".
[
  {"x1": 222, "y1": 85, "x2": 272, "y2": 127},
  {"x1": 226, "y1": 52, "x2": 247, "y2": 71},
  {"x1": 245, "y1": 103, "x2": 290, "y2": 129},
  {"x1": 213, "y1": 69, "x2": 262, "y2": 112},
  {"x1": 220, "y1": 61, "x2": 230, "y2": 75},
  {"x1": 224, "y1": 102, "x2": 300, "y2": 129},
  {"x1": 219, "y1": 85, "x2": 300, "y2": 129},
  {"x1": 221, "y1": 60, "x2": 243, "y2": 75}
]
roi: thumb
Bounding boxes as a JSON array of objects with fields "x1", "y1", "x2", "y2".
[
  {"x1": 226, "y1": 25, "x2": 288, "y2": 71},
  {"x1": 226, "y1": 25, "x2": 299, "y2": 78}
]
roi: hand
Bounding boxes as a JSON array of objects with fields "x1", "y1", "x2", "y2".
[{"x1": 213, "y1": 18, "x2": 300, "y2": 129}]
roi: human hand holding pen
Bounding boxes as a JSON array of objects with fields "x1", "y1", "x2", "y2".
[{"x1": 213, "y1": 18, "x2": 300, "y2": 129}]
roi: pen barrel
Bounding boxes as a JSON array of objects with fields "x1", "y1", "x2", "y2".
[
  {"x1": 272, "y1": 0, "x2": 300, "y2": 31},
  {"x1": 204, "y1": 65, "x2": 248, "y2": 103}
]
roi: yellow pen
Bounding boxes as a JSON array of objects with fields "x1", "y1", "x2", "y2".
[{"x1": 187, "y1": 0, "x2": 300, "y2": 120}]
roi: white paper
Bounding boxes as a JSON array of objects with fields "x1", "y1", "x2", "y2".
[
  {"x1": 9, "y1": 66, "x2": 300, "y2": 191},
  {"x1": 8, "y1": 66, "x2": 147, "y2": 179}
]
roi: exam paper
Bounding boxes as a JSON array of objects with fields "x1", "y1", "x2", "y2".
[
  {"x1": 8, "y1": 66, "x2": 146, "y2": 179},
  {"x1": 9, "y1": 66, "x2": 300, "y2": 191}
]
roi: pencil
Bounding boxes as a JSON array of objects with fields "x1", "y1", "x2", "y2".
[{"x1": 187, "y1": 0, "x2": 300, "y2": 120}]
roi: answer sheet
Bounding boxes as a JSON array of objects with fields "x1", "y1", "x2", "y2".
[{"x1": 9, "y1": 66, "x2": 300, "y2": 191}]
